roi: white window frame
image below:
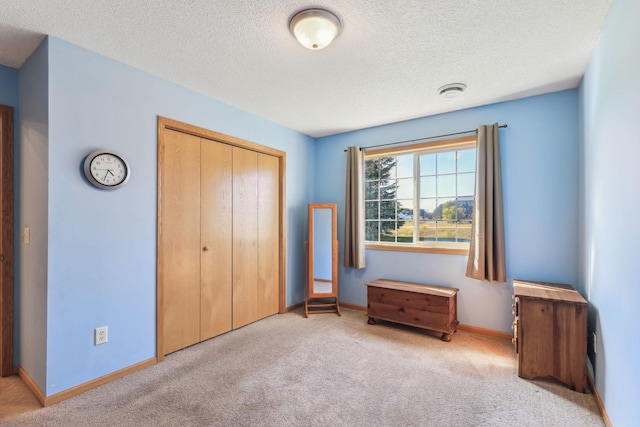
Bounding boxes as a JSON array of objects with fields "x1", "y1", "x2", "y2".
[{"x1": 364, "y1": 135, "x2": 477, "y2": 255}]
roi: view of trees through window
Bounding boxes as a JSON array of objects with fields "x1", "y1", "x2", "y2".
[{"x1": 365, "y1": 147, "x2": 476, "y2": 245}]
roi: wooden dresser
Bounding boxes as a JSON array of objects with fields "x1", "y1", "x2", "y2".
[
  {"x1": 365, "y1": 279, "x2": 459, "y2": 342},
  {"x1": 512, "y1": 279, "x2": 588, "y2": 392}
]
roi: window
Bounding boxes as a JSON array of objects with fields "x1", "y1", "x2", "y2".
[{"x1": 364, "y1": 135, "x2": 476, "y2": 254}]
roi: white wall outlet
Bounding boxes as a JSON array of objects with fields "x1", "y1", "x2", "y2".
[
  {"x1": 23, "y1": 226, "x2": 30, "y2": 244},
  {"x1": 95, "y1": 326, "x2": 108, "y2": 345},
  {"x1": 593, "y1": 332, "x2": 597, "y2": 354}
]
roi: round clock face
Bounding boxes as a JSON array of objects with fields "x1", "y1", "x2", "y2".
[{"x1": 83, "y1": 150, "x2": 130, "y2": 190}]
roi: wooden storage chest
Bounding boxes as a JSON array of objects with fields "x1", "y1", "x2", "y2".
[
  {"x1": 512, "y1": 279, "x2": 588, "y2": 392},
  {"x1": 365, "y1": 279, "x2": 459, "y2": 342}
]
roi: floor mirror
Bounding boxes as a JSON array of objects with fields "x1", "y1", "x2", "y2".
[{"x1": 305, "y1": 203, "x2": 340, "y2": 317}]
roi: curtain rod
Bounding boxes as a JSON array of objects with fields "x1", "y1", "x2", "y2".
[{"x1": 343, "y1": 124, "x2": 508, "y2": 152}]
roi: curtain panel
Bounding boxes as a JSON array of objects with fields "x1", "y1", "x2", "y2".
[
  {"x1": 344, "y1": 146, "x2": 366, "y2": 268},
  {"x1": 466, "y1": 124, "x2": 506, "y2": 282}
]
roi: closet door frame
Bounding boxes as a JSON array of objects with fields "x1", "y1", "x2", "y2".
[
  {"x1": 0, "y1": 105, "x2": 14, "y2": 376},
  {"x1": 156, "y1": 117, "x2": 286, "y2": 361}
]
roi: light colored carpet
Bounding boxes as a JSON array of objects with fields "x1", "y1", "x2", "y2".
[{"x1": 1, "y1": 308, "x2": 603, "y2": 426}]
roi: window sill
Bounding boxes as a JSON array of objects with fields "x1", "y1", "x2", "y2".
[{"x1": 365, "y1": 242, "x2": 470, "y2": 255}]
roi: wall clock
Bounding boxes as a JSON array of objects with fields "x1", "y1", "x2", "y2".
[{"x1": 83, "y1": 149, "x2": 131, "y2": 190}]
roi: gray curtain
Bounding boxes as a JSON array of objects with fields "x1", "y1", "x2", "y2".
[
  {"x1": 466, "y1": 124, "x2": 506, "y2": 282},
  {"x1": 344, "y1": 146, "x2": 366, "y2": 268}
]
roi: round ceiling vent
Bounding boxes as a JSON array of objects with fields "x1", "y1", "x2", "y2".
[{"x1": 438, "y1": 83, "x2": 467, "y2": 98}]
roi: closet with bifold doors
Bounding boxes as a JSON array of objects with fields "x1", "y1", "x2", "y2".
[{"x1": 157, "y1": 118, "x2": 284, "y2": 358}]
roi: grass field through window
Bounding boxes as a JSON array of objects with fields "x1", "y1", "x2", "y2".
[{"x1": 375, "y1": 221, "x2": 472, "y2": 243}]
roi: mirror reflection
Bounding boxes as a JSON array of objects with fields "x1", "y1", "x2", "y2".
[{"x1": 313, "y1": 208, "x2": 332, "y2": 294}]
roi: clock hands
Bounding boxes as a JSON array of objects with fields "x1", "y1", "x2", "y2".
[{"x1": 102, "y1": 169, "x2": 116, "y2": 182}]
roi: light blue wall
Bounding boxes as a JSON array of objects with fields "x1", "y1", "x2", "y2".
[
  {"x1": 0, "y1": 64, "x2": 19, "y2": 107},
  {"x1": 315, "y1": 91, "x2": 579, "y2": 333},
  {"x1": 17, "y1": 39, "x2": 50, "y2": 392},
  {"x1": 20, "y1": 37, "x2": 314, "y2": 396},
  {"x1": 578, "y1": 0, "x2": 640, "y2": 425}
]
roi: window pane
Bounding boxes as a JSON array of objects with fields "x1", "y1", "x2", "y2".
[
  {"x1": 396, "y1": 154, "x2": 413, "y2": 178},
  {"x1": 397, "y1": 221, "x2": 414, "y2": 243},
  {"x1": 398, "y1": 199, "x2": 414, "y2": 220},
  {"x1": 380, "y1": 200, "x2": 396, "y2": 219},
  {"x1": 396, "y1": 177, "x2": 413, "y2": 199},
  {"x1": 365, "y1": 181, "x2": 378, "y2": 200},
  {"x1": 420, "y1": 176, "x2": 436, "y2": 198},
  {"x1": 365, "y1": 159, "x2": 380, "y2": 180},
  {"x1": 457, "y1": 173, "x2": 475, "y2": 197},
  {"x1": 437, "y1": 222, "x2": 457, "y2": 242},
  {"x1": 419, "y1": 154, "x2": 436, "y2": 176},
  {"x1": 379, "y1": 179, "x2": 397, "y2": 200},
  {"x1": 419, "y1": 221, "x2": 436, "y2": 241},
  {"x1": 457, "y1": 221, "x2": 472, "y2": 242},
  {"x1": 458, "y1": 149, "x2": 476, "y2": 173},
  {"x1": 365, "y1": 221, "x2": 379, "y2": 241},
  {"x1": 367, "y1": 156, "x2": 397, "y2": 180},
  {"x1": 386, "y1": 161, "x2": 397, "y2": 179},
  {"x1": 438, "y1": 175, "x2": 456, "y2": 197},
  {"x1": 438, "y1": 151, "x2": 456, "y2": 174},
  {"x1": 419, "y1": 198, "x2": 436, "y2": 220},
  {"x1": 365, "y1": 201, "x2": 379, "y2": 220},
  {"x1": 456, "y1": 198, "x2": 473, "y2": 221},
  {"x1": 380, "y1": 221, "x2": 396, "y2": 241},
  {"x1": 436, "y1": 198, "x2": 455, "y2": 220}
]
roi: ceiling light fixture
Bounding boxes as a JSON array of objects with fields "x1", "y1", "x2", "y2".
[
  {"x1": 289, "y1": 8, "x2": 342, "y2": 50},
  {"x1": 438, "y1": 83, "x2": 467, "y2": 98}
]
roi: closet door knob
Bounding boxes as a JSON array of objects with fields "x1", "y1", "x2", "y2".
[{"x1": 203, "y1": 246, "x2": 210, "y2": 252}]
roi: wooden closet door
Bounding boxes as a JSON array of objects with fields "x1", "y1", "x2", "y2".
[
  {"x1": 232, "y1": 147, "x2": 259, "y2": 328},
  {"x1": 161, "y1": 129, "x2": 202, "y2": 355},
  {"x1": 200, "y1": 140, "x2": 233, "y2": 340},
  {"x1": 257, "y1": 153, "x2": 280, "y2": 319}
]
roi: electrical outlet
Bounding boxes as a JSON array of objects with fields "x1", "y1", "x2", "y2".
[
  {"x1": 95, "y1": 326, "x2": 108, "y2": 345},
  {"x1": 593, "y1": 332, "x2": 597, "y2": 354}
]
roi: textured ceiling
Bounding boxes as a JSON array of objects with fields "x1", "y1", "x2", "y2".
[{"x1": 0, "y1": 0, "x2": 613, "y2": 137}]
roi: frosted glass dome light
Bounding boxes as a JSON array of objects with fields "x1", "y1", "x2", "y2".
[{"x1": 289, "y1": 8, "x2": 342, "y2": 50}]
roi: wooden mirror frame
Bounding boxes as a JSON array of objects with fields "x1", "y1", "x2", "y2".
[{"x1": 305, "y1": 203, "x2": 340, "y2": 317}]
